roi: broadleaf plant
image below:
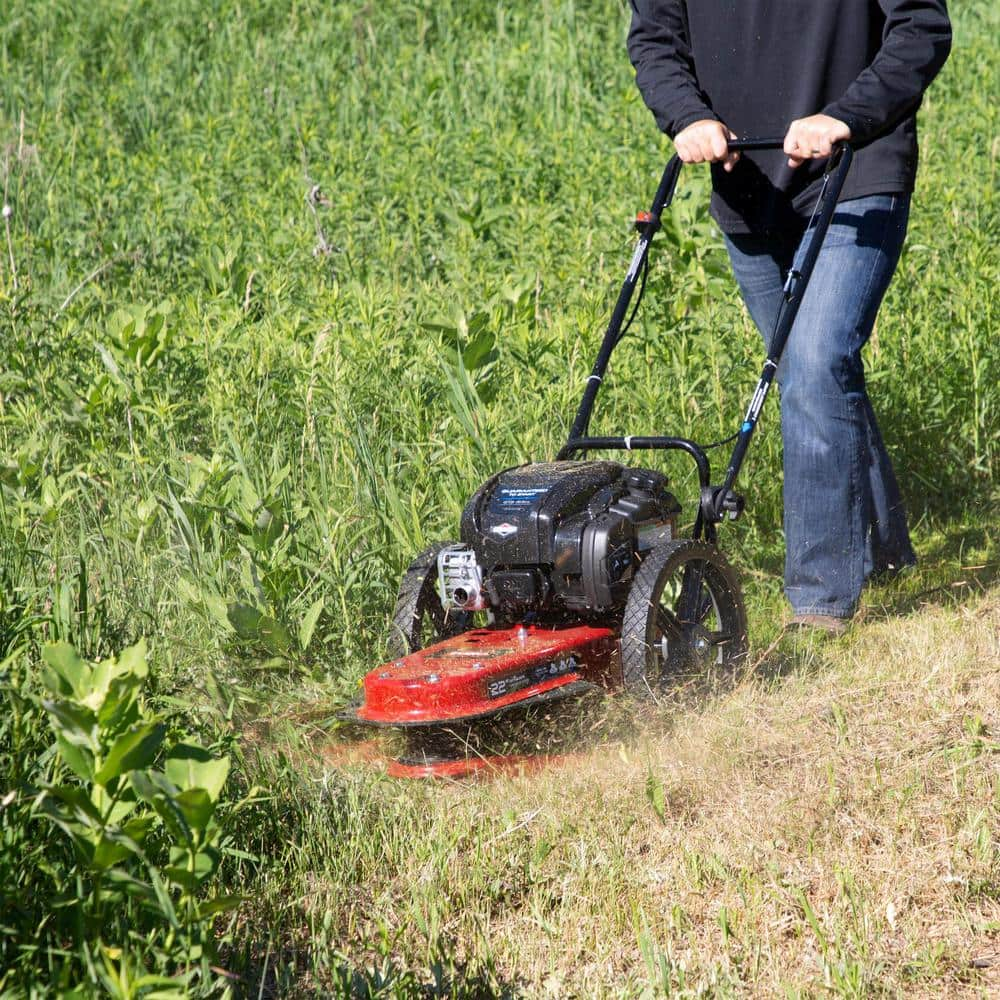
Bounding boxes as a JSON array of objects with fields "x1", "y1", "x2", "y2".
[{"x1": 36, "y1": 639, "x2": 238, "y2": 993}]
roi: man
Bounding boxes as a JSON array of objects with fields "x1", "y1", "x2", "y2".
[{"x1": 628, "y1": 1, "x2": 952, "y2": 632}]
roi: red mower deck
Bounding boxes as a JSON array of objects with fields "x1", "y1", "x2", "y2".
[{"x1": 350, "y1": 624, "x2": 619, "y2": 727}]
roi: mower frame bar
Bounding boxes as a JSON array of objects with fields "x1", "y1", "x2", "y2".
[
  {"x1": 559, "y1": 435, "x2": 710, "y2": 487},
  {"x1": 560, "y1": 136, "x2": 854, "y2": 532},
  {"x1": 563, "y1": 155, "x2": 682, "y2": 447}
]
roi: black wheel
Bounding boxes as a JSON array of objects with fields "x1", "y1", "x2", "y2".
[
  {"x1": 621, "y1": 539, "x2": 747, "y2": 697},
  {"x1": 387, "y1": 543, "x2": 476, "y2": 658}
]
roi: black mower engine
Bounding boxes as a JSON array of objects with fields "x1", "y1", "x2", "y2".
[{"x1": 439, "y1": 461, "x2": 681, "y2": 619}]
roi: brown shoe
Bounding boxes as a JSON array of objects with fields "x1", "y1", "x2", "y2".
[{"x1": 788, "y1": 613, "x2": 850, "y2": 636}]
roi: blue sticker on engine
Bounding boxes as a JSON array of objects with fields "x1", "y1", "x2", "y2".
[{"x1": 495, "y1": 487, "x2": 550, "y2": 510}]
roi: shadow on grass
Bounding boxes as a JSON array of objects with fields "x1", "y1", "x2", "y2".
[
  {"x1": 224, "y1": 938, "x2": 523, "y2": 999},
  {"x1": 740, "y1": 515, "x2": 996, "y2": 618},
  {"x1": 269, "y1": 513, "x2": 998, "y2": 788},
  {"x1": 864, "y1": 519, "x2": 998, "y2": 619},
  {"x1": 334, "y1": 960, "x2": 522, "y2": 1000},
  {"x1": 318, "y1": 686, "x2": 640, "y2": 778},
  {"x1": 730, "y1": 517, "x2": 998, "y2": 689}
]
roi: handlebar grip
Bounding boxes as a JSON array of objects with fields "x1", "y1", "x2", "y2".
[
  {"x1": 726, "y1": 137, "x2": 854, "y2": 154},
  {"x1": 726, "y1": 138, "x2": 785, "y2": 151}
]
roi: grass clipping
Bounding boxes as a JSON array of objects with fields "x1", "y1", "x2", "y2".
[{"x1": 313, "y1": 589, "x2": 999, "y2": 997}]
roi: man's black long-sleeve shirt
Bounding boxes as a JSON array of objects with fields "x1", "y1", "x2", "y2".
[{"x1": 628, "y1": 1, "x2": 952, "y2": 234}]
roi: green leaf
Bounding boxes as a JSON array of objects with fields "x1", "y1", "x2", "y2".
[
  {"x1": 173, "y1": 787, "x2": 215, "y2": 833},
  {"x1": 131, "y1": 980, "x2": 189, "y2": 999},
  {"x1": 164, "y1": 744, "x2": 230, "y2": 800},
  {"x1": 147, "y1": 866, "x2": 180, "y2": 930},
  {"x1": 39, "y1": 786, "x2": 102, "y2": 858},
  {"x1": 55, "y1": 733, "x2": 95, "y2": 780},
  {"x1": 197, "y1": 894, "x2": 242, "y2": 918},
  {"x1": 106, "y1": 793, "x2": 139, "y2": 826},
  {"x1": 298, "y1": 597, "x2": 324, "y2": 652},
  {"x1": 227, "y1": 602, "x2": 262, "y2": 639},
  {"x1": 95, "y1": 721, "x2": 166, "y2": 786},
  {"x1": 42, "y1": 784, "x2": 104, "y2": 826},
  {"x1": 131, "y1": 770, "x2": 193, "y2": 846},
  {"x1": 57, "y1": 988, "x2": 89, "y2": 1000},
  {"x1": 419, "y1": 318, "x2": 457, "y2": 336},
  {"x1": 531, "y1": 838, "x2": 554, "y2": 867},
  {"x1": 42, "y1": 698, "x2": 99, "y2": 751},
  {"x1": 165, "y1": 846, "x2": 221, "y2": 890},
  {"x1": 462, "y1": 326, "x2": 497, "y2": 370},
  {"x1": 42, "y1": 642, "x2": 90, "y2": 698},
  {"x1": 115, "y1": 639, "x2": 149, "y2": 680},
  {"x1": 645, "y1": 765, "x2": 667, "y2": 824},
  {"x1": 95, "y1": 682, "x2": 141, "y2": 731},
  {"x1": 252, "y1": 500, "x2": 285, "y2": 550},
  {"x1": 795, "y1": 888, "x2": 828, "y2": 951},
  {"x1": 86, "y1": 641, "x2": 147, "y2": 716},
  {"x1": 92, "y1": 835, "x2": 130, "y2": 871},
  {"x1": 201, "y1": 592, "x2": 231, "y2": 631},
  {"x1": 259, "y1": 615, "x2": 293, "y2": 656},
  {"x1": 121, "y1": 813, "x2": 156, "y2": 847},
  {"x1": 103, "y1": 867, "x2": 157, "y2": 905},
  {"x1": 92, "y1": 814, "x2": 155, "y2": 870}
]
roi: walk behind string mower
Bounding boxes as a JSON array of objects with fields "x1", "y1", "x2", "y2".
[{"x1": 343, "y1": 139, "x2": 854, "y2": 777}]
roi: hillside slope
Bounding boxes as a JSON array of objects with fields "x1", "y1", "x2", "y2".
[{"x1": 239, "y1": 580, "x2": 998, "y2": 998}]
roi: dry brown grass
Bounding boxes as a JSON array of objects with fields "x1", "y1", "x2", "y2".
[{"x1": 291, "y1": 586, "x2": 999, "y2": 997}]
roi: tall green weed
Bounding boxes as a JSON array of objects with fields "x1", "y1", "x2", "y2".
[{"x1": 1, "y1": 640, "x2": 237, "y2": 995}]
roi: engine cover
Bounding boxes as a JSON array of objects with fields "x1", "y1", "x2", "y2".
[{"x1": 459, "y1": 461, "x2": 681, "y2": 614}]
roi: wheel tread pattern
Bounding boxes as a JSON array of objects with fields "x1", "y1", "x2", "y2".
[{"x1": 621, "y1": 539, "x2": 747, "y2": 697}]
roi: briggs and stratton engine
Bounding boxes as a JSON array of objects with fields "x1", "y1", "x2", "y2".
[{"x1": 440, "y1": 461, "x2": 681, "y2": 617}]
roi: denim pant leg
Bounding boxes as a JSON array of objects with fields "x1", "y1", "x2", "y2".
[{"x1": 724, "y1": 194, "x2": 915, "y2": 616}]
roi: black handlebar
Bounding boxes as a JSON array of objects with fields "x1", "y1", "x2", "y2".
[
  {"x1": 726, "y1": 137, "x2": 785, "y2": 151},
  {"x1": 727, "y1": 139, "x2": 850, "y2": 153},
  {"x1": 727, "y1": 137, "x2": 853, "y2": 166}
]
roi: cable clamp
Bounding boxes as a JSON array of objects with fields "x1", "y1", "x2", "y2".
[
  {"x1": 782, "y1": 269, "x2": 801, "y2": 296},
  {"x1": 624, "y1": 436, "x2": 633, "y2": 451}
]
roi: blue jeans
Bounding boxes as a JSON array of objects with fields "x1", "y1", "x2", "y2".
[{"x1": 724, "y1": 194, "x2": 916, "y2": 618}]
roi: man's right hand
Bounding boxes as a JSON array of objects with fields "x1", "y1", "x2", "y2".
[{"x1": 673, "y1": 120, "x2": 740, "y2": 172}]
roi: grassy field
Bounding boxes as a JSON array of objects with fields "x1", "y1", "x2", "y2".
[{"x1": 0, "y1": 0, "x2": 997, "y2": 995}]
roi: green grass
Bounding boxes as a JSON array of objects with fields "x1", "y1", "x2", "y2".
[{"x1": 0, "y1": 0, "x2": 997, "y2": 995}]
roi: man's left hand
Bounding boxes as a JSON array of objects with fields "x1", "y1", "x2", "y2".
[{"x1": 784, "y1": 115, "x2": 852, "y2": 168}]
